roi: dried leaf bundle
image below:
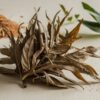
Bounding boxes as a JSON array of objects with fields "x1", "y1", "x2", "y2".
[{"x1": 0, "y1": 10, "x2": 100, "y2": 88}]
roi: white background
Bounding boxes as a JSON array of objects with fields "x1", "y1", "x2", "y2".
[{"x1": 0, "y1": 0, "x2": 100, "y2": 100}]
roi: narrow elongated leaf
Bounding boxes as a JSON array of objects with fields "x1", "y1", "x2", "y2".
[
  {"x1": 47, "y1": 22, "x2": 52, "y2": 39},
  {"x1": 54, "y1": 10, "x2": 71, "y2": 41},
  {"x1": 61, "y1": 20, "x2": 82, "y2": 46},
  {"x1": 0, "y1": 58, "x2": 14, "y2": 64},
  {"x1": 44, "y1": 72, "x2": 71, "y2": 88},
  {"x1": 0, "y1": 48, "x2": 11, "y2": 57},
  {"x1": 65, "y1": 56, "x2": 97, "y2": 77},
  {"x1": 45, "y1": 12, "x2": 51, "y2": 21},
  {"x1": 28, "y1": 8, "x2": 40, "y2": 30},
  {"x1": 21, "y1": 35, "x2": 34, "y2": 72},
  {"x1": 52, "y1": 10, "x2": 60, "y2": 25},
  {"x1": 50, "y1": 76, "x2": 74, "y2": 88},
  {"x1": 67, "y1": 51, "x2": 87, "y2": 62},
  {"x1": 60, "y1": 4, "x2": 68, "y2": 15},
  {"x1": 32, "y1": 47, "x2": 44, "y2": 67},
  {"x1": 73, "y1": 70, "x2": 88, "y2": 83},
  {"x1": 84, "y1": 64, "x2": 98, "y2": 76},
  {"x1": 82, "y1": 2, "x2": 100, "y2": 25},
  {"x1": 82, "y1": 2, "x2": 100, "y2": 15},
  {"x1": 49, "y1": 44, "x2": 70, "y2": 54},
  {"x1": 0, "y1": 67, "x2": 16, "y2": 75},
  {"x1": 82, "y1": 20, "x2": 100, "y2": 32},
  {"x1": 49, "y1": 69, "x2": 82, "y2": 88},
  {"x1": 90, "y1": 14, "x2": 100, "y2": 23},
  {"x1": 6, "y1": 32, "x2": 16, "y2": 51}
]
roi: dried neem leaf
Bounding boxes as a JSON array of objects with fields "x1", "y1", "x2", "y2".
[
  {"x1": 72, "y1": 70, "x2": 88, "y2": 83},
  {"x1": 0, "y1": 10, "x2": 100, "y2": 89},
  {"x1": 0, "y1": 58, "x2": 14, "y2": 64},
  {"x1": 61, "y1": 20, "x2": 83, "y2": 45},
  {"x1": 44, "y1": 71, "x2": 73, "y2": 88},
  {"x1": 21, "y1": 34, "x2": 35, "y2": 72},
  {"x1": 0, "y1": 48, "x2": 11, "y2": 57}
]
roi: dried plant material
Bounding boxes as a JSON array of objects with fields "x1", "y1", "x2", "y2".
[
  {"x1": 0, "y1": 10, "x2": 100, "y2": 89},
  {"x1": 0, "y1": 15, "x2": 19, "y2": 38}
]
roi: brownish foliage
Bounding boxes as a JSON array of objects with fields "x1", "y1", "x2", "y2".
[{"x1": 0, "y1": 10, "x2": 99, "y2": 88}]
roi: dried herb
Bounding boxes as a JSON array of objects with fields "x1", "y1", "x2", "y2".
[{"x1": 0, "y1": 10, "x2": 100, "y2": 88}]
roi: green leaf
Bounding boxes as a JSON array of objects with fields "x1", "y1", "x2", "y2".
[
  {"x1": 82, "y1": 2, "x2": 100, "y2": 23},
  {"x1": 90, "y1": 14, "x2": 100, "y2": 23},
  {"x1": 82, "y1": 20, "x2": 100, "y2": 32},
  {"x1": 82, "y1": 2, "x2": 100, "y2": 15},
  {"x1": 60, "y1": 4, "x2": 68, "y2": 15},
  {"x1": 75, "y1": 14, "x2": 80, "y2": 19},
  {"x1": 67, "y1": 16, "x2": 73, "y2": 21}
]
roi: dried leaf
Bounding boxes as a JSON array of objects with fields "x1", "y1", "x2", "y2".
[
  {"x1": 0, "y1": 48, "x2": 11, "y2": 57},
  {"x1": 47, "y1": 22, "x2": 52, "y2": 39},
  {"x1": 44, "y1": 72, "x2": 71, "y2": 88},
  {"x1": 54, "y1": 9, "x2": 71, "y2": 41},
  {"x1": 0, "y1": 10, "x2": 99, "y2": 89},
  {"x1": 49, "y1": 69, "x2": 82, "y2": 88},
  {"x1": 72, "y1": 70, "x2": 88, "y2": 83},
  {"x1": 52, "y1": 10, "x2": 60, "y2": 25},
  {"x1": 61, "y1": 20, "x2": 82, "y2": 45},
  {"x1": 0, "y1": 58, "x2": 14, "y2": 64},
  {"x1": 21, "y1": 35, "x2": 34, "y2": 72}
]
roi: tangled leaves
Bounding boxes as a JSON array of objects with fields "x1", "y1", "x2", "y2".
[{"x1": 0, "y1": 10, "x2": 100, "y2": 88}]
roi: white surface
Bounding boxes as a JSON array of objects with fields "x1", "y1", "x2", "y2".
[{"x1": 0, "y1": 0, "x2": 100, "y2": 100}]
